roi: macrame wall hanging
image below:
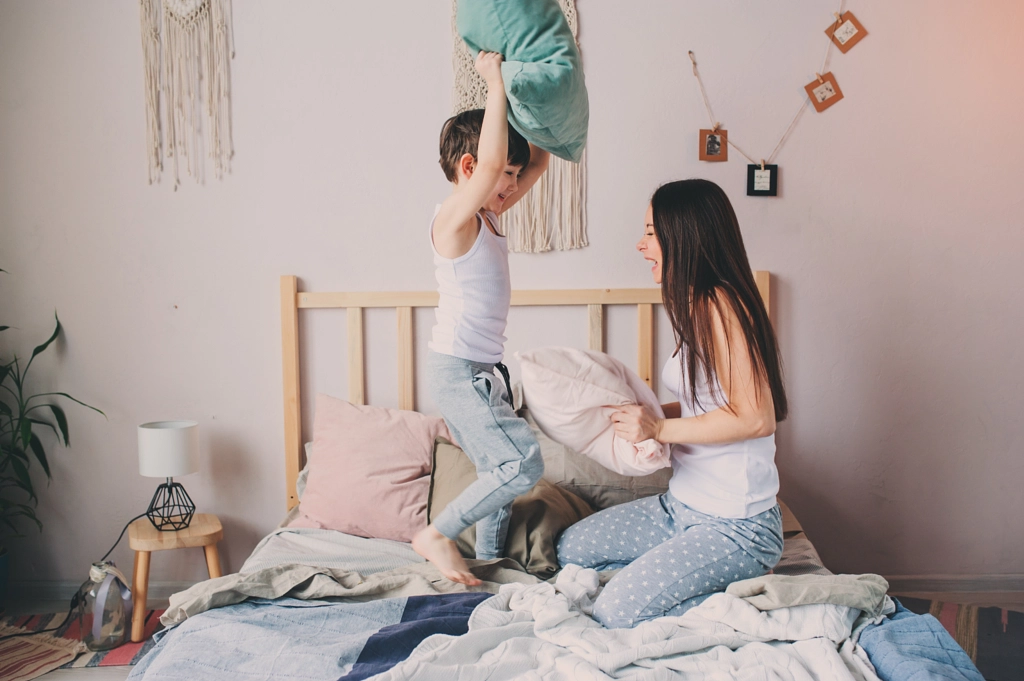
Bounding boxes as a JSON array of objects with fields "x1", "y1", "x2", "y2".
[
  {"x1": 688, "y1": 2, "x2": 868, "y2": 197},
  {"x1": 451, "y1": 0, "x2": 588, "y2": 253},
  {"x1": 140, "y1": 0, "x2": 234, "y2": 188}
]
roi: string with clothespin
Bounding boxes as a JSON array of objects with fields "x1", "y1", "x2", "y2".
[{"x1": 687, "y1": 0, "x2": 846, "y2": 169}]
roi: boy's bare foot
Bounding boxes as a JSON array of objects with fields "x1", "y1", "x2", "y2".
[{"x1": 412, "y1": 525, "x2": 482, "y2": 586}]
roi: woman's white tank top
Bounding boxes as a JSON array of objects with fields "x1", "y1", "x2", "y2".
[
  {"x1": 429, "y1": 208, "x2": 510, "y2": 364},
  {"x1": 663, "y1": 351, "x2": 778, "y2": 519}
]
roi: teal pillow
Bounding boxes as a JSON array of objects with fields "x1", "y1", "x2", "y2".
[{"x1": 458, "y1": 0, "x2": 589, "y2": 163}]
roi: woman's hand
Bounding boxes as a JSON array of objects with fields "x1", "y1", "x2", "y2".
[{"x1": 610, "y1": 404, "x2": 663, "y2": 443}]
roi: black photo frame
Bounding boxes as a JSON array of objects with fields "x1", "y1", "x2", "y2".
[{"x1": 746, "y1": 164, "x2": 778, "y2": 197}]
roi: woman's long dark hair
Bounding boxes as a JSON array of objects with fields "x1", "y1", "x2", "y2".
[{"x1": 651, "y1": 179, "x2": 788, "y2": 422}]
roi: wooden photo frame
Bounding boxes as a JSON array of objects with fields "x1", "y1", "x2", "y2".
[
  {"x1": 747, "y1": 164, "x2": 778, "y2": 197},
  {"x1": 804, "y1": 72, "x2": 844, "y2": 113},
  {"x1": 699, "y1": 129, "x2": 728, "y2": 162},
  {"x1": 825, "y1": 12, "x2": 868, "y2": 53}
]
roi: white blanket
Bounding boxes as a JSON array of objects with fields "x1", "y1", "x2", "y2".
[{"x1": 372, "y1": 565, "x2": 882, "y2": 681}]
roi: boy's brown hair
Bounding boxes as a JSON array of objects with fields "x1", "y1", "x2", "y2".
[{"x1": 439, "y1": 109, "x2": 531, "y2": 183}]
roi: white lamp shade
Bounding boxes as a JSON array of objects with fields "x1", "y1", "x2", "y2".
[{"x1": 138, "y1": 421, "x2": 200, "y2": 478}]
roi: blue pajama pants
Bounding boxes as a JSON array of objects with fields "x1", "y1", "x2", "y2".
[
  {"x1": 428, "y1": 351, "x2": 544, "y2": 560},
  {"x1": 556, "y1": 492, "x2": 783, "y2": 628}
]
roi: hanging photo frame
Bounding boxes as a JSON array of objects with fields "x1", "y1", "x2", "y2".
[
  {"x1": 699, "y1": 129, "x2": 728, "y2": 162},
  {"x1": 825, "y1": 12, "x2": 868, "y2": 53},
  {"x1": 804, "y1": 72, "x2": 844, "y2": 112},
  {"x1": 747, "y1": 164, "x2": 778, "y2": 197}
]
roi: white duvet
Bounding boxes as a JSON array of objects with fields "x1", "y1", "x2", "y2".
[{"x1": 372, "y1": 565, "x2": 883, "y2": 681}]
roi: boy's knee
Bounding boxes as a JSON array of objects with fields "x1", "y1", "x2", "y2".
[{"x1": 507, "y1": 443, "x2": 543, "y2": 496}]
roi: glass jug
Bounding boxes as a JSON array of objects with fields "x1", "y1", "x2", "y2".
[{"x1": 76, "y1": 561, "x2": 132, "y2": 651}]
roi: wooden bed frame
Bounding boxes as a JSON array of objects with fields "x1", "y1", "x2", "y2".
[{"x1": 280, "y1": 273, "x2": 771, "y2": 510}]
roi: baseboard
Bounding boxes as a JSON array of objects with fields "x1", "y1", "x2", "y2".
[
  {"x1": 9, "y1": 580, "x2": 198, "y2": 608},
  {"x1": 885, "y1": 574, "x2": 1024, "y2": 593}
]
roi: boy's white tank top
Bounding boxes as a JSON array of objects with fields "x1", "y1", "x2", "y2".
[
  {"x1": 663, "y1": 351, "x2": 778, "y2": 519},
  {"x1": 429, "y1": 208, "x2": 510, "y2": 365}
]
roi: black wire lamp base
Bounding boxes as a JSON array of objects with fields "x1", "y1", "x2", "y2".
[{"x1": 146, "y1": 477, "x2": 195, "y2": 531}]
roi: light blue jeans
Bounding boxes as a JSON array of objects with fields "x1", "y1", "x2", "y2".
[
  {"x1": 428, "y1": 351, "x2": 544, "y2": 560},
  {"x1": 557, "y1": 492, "x2": 783, "y2": 628}
]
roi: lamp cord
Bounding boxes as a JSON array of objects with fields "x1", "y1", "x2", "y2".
[{"x1": 0, "y1": 512, "x2": 148, "y2": 642}]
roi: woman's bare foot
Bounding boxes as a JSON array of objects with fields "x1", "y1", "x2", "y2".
[{"x1": 412, "y1": 525, "x2": 482, "y2": 586}]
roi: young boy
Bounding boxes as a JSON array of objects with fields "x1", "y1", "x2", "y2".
[{"x1": 412, "y1": 52, "x2": 551, "y2": 585}]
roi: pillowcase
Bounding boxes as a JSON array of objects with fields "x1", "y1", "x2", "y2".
[
  {"x1": 516, "y1": 347, "x2": 672, "y2": 476},
  {"x1": 291, "y1": 394, "x2": 450, "y2": 542},
  {"x1": 428, "y1": 437, "x2": 592, "y2": 578},
  {"x1": 457, "y1": 0, "x2": 589, "y2": 162},
  {"x1": 522, "y1": 407, "x2": 673, "y2": 510}
]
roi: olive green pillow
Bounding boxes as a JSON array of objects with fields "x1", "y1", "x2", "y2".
[{"x1": 427, "y1": 437, "x2": 593, "y2": 579}]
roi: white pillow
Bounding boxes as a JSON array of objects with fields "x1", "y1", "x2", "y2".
[{"x1": 516, "y1": 347, "x2": 671, "y2": 476}]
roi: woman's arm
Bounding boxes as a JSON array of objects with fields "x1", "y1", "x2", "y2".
[{"x1": 611, "y1": 299, "x2": 776, "y2": 445}]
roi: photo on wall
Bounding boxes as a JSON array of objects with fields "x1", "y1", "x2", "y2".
[
  {"x1": 699, "y1": 129, "x2": 728, "y2": 162},
  {"x1": 825, "y1": 11, "x2": 868, "y2": 53},
  {"x1": 804, "y1": 72, "x2": 844, "y2": 113},
  {"x1": 746, "y1": 164, "x2": 778, "y2": 197}
]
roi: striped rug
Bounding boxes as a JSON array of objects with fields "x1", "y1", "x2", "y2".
[
  {"x1": 1, "y1": 609, "x2": 165, "y2": 669},
  {"x1": 897, "y1": 597, "x2": 1024, "y2": 680}
]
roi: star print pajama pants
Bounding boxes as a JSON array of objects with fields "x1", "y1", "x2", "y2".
[{"x1": 556, "y1": 492, "x2": 783, "y2": 628}]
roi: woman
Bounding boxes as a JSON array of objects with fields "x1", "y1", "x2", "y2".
[{"x1": 556, "y1": 179, "x2": 788, "y2": 628}]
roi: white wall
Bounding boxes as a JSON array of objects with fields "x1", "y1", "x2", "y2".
[{"x1": 2, "y1": 0, "x2": 1022, "y2": 586}]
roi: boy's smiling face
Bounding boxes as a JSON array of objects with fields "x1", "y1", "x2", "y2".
[{"x1": 480, "y1": 163, "x2": 523, "y2": 214}]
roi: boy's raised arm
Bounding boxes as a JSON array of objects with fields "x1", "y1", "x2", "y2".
[
  {"x1": 499, "y1": 144, "x2": 550, "y2": 214},
  {"x1": 435, "y1": 52, "x2": 508, "y2": 239}
]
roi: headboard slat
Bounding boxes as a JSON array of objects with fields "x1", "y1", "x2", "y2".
[
  {"x1": 397, "y1": 307, "x2": 415, "y2": 411},
  {"x1": 637, "y1": 303, "x2": 654, "y2": 388},
  {"x1": 347, "y1": 307, "x2": 365, "y2": 405},
  {"x1": 588, "y1": 304, "x2": 604, "y2": 352},
  {"x1": 280, "y1": 276, "x2": 303, "y2": 510}
]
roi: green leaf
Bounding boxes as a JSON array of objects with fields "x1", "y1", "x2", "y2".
[
  {"x1": 29, "y1": 393, "x2": 104, "y2": 419},
  {"x1": 0, "y1": 400, "x2": 11, "y2": 417},
  {"x1": 1, "y1": 443, "x2": 29, "y2": 463},
  {"x1": 28, "y1": 417, "x2": 58, "y2": 441},
  {"x1": 19, "y1": 418, "x2": 32, "y2": 448},
  {"x1": 0, "y1": 363, "x2": 10, "y2": 386},
  {"x1": 24, "y1": 313, "x2": 61, "y2": 376},
  {"x1": 28, "y1": 432, "x2": 51, "y2": 479},
  {"x1": 44, "y1": 404, "x2": 70, "y2": 446},
  {"x1": 9, "y1": 457, "x2": 35, "y2": 501},
  {"x1": 0, "y1": 326, "x2": 8, "y2": 332}
]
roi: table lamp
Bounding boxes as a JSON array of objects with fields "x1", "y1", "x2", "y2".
[{"x1": 138, "y1": 420, "x2": 199, "y2": 531}]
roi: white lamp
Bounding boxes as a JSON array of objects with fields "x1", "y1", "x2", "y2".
[{"x1": 138, "y1": 421, "x2": 200, "y2": 531}]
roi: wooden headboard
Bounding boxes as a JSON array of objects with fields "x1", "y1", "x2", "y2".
[{"x1": 280, "y1": 272, "x2": 770, "y2": 510}]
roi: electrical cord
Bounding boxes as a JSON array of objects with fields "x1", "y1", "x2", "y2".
[{"x1": 0, "y1": 512, "x2": 148, "y2": 642}]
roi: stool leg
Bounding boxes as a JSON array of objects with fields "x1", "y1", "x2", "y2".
[
  {"x1": 131, "y1": 551, "x2": 151, "y2": 643},
  {"x1": 204, "y1": 543, "x2": 222, "y2": 579}
]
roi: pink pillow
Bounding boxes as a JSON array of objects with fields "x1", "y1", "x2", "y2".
[
  {"x1": 291, "y1": 394, "x2": 450, "y2": 542},
  {"x1": 516, "y1": 348, "x2": 671, "y2": 476}
]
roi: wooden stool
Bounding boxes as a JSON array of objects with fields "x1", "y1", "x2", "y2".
[{"x1": 127, "y1": 513, "x2": 223, "y2": 642}]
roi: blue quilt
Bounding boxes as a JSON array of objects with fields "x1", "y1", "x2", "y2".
[
  {"x1": 859, "y1": 602, "x2": 985, "y2": 681},
  {"x1": 128, "y1": 593, "x2": 489, "y2": 681}
]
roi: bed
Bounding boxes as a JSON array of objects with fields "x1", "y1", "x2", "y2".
[{"x1": 126, "y1": 275, "x2": 984, "y2": 681}]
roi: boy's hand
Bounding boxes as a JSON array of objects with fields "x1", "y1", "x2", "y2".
[{"x1": 475, "y1": 51, "x2": 504, "y2": 86}]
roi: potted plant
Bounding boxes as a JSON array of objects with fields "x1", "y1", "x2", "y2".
[{"x1": 1, "y1": 281, "x2": 103, "y2": 609}]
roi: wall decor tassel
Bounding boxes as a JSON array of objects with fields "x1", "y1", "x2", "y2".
[{"x1": 140, "y1": 0, "x2": 234, "y2": 187}]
